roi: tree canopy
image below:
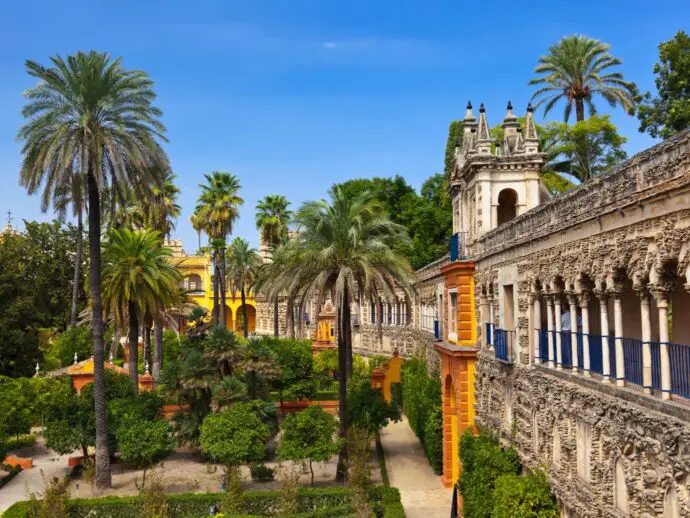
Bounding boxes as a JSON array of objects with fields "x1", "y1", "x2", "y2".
[{"x1": 637, "y1": 31, "x2": 690, "y2": 139}]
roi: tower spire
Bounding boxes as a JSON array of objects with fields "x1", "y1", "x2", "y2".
[
  {"x1": 523, "y1": 103, "x2": 539, "y2": 154},
  {"x1": 475, "y1": 103, "x2": 492, "y2": 154}
]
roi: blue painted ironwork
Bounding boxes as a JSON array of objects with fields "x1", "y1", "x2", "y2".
[
  {"x1": 538, "y1": 329, "x2": 549, "y2": 362},
  {"x1": 559, "y1": 331, "x2": 572, "y2": 368},
  {"x1": 608, "y1": 337, "x2": 616, "y2": 378},
  {"x1": 621, "y1": 337, "x2": 643, "y2": 386},
  {"x1": 449, "y1": 233, "x2": 459, "y2": 261},
  {"x1": 589, "y1": 334, "x2": 603, "y2": 374},
  {"x1": 669, "y1": 341, "x2": 690, "y2": 399},
  {"x1": 494, "y1": 328, "x2": 513, "y2": 363},
  {"x1": 576, "y1": 333, "x2": 584, "y2": 370},
  {"x1": 434, "y1": 320, "x2": 440, "y2": 340},
  {"x1": 486, "y1": 323, "x2": 494, "y2": 346},
  {"x1": 649, "y1": 341, "x2": 662, "y2": 391}
]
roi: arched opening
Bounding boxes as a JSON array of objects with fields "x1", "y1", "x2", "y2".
[
  {"x1": 235, "y1": 304, "x2": 256, "y2": 334},
  {"x1": 445, "y1": 375, "x2": 459, "y2": 483},
  {"x1": 184, "y1": 274, "x2": 203, "y2": 293},
  {"x1": 614, "y1": 457, "x2": 629, "y2": 514},
  {"x1": 664, "y1": 487, "x2": 678, "y2": 518},
  {"x1": 497, "y1": 189, "x2": 518, "y2": 226},
  {"x1": 552, "y1": 423, "x2": 561, "y2": 468}
]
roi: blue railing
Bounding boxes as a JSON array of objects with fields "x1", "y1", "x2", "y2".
[
  {"x1": 538, "y1": 329, "x2": 548, "y2": 362},
  {"x1": 649, "y1": 341, "x2": 662, "y2": 392},
  {"x1": 559, "y1": 331, "x2": 572, "y2": 369},
  {"x1": 621, "y1": 337, "x2": 643, "y2": 385},
  {"x1": 609, "y1": 337, "x2": 617, "y2": 378},
  {"x1": 669, "y1": 342, "x2": 690, "y2": 399},
  {"x1": 494, "y1": 328, "x2": 513, "y2": 363},
  {"x1": 434, "y1": 320, "x2": 440, "y2": 340},
  {"x1": 589, "y1": 334, "x2": 603, "y2": 374},
  {"x1": 486, "y1": 323, "x2": 494, "y2": 346},
  {"x1": 576, "y1": 333, "x2": 584, "y2": 369}
]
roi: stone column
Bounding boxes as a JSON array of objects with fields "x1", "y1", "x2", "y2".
[
  {"x1": 654, "y1": 290, "x2": 672, "y2": 400},
  {"x1": 554, "y1": 295, "x2": 563, "y2": 370},
  {"x1": 612, "y1": 292, "x2": 625, "y2": 387},
  {"x1": 639, "y1": 290, "x2": 652, "y2": 394},
  {"x1": 546, "y1": 296, "x2": 555, "y2": 368},
  {"x1": 533, "y1": 294, "x2": 541, "y2": 364},
  {"x1": 567, "y1": 294, "x2": 579, "y2": 373},
  {"x1": 597, "y1": 291, "x2": 611, "y2": 383},
  {"x1": 579, "y1": 292, "x2": 591, "y2": 377}
]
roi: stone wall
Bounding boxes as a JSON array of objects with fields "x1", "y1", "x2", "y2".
[
  {"x1": 476, "y1": 348, "x2": 690, "y2": 517},
  {"x1": 353, "y1": 324, "x2": 440, "y2": 374}
]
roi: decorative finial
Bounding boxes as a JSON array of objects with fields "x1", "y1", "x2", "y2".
[
  {"x1": 73, "y1": 352, "x2": 78, "y2": 365},
  {"x1": 507, "y1": 101, "x2": 513, "y2": 110},
  {"x1": 527, "y1": 102, "x2": 534, "y2": 112},
  {"x1": 467, "y1": 101, "x2": 472, "y2": 110},
  {"x1": 109, "y1": 352, "x2": 113, "y2": 364},
  {"x1": 145, "y1": 360, "x2": 150, "y2": 375},
  {"x1": 6, "y1": 209, "x2": 12, "y2": 225},
  {"x1": 479, "y1": 103, "x2": 485, "y2": 113},
  {"x1": 35, "y1": 362, "x2": 40, "y2": 375}
]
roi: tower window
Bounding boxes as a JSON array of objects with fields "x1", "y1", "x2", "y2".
[{"x1": 497, "y1": 189, "x2": 518, "y2": 225}]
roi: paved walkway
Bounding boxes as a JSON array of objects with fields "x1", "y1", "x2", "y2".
[
  {"x1": 380, "y1": 416, "x2": 452, "y2": 518},
  {"x1": 0, "y1": 443, "x2": 71, "y2": 513}
]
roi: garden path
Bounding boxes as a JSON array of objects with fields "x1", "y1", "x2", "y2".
[{"x1": 380, "y1": 416, "x2": 452, "y2": 518}]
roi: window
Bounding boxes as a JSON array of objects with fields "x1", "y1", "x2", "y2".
[
  {"x1": 552, "y1": 425, "x2": 561, "y2": 468},
  {"x1": 614, "y1": 458, "x2": 629, "y2": 514},
  {"x1": 497, "y1": 189, "x2": 518, "y2": 225},
  {"x1": 185, "y1": 274, "x2": 203, "y2": 292},
  {"x1": 449, "y1": 290, "x2": 458, "y2": 337}
]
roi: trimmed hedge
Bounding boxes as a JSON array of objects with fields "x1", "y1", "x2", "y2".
[
  {"x1": 400, "y1": 358, "x2": 443, "y2": 474},
  {"x1": 3, "y1": 486, "x2": 405, "y2": 518}
]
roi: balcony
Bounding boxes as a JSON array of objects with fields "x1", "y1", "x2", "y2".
[
  {"x1": 486, "y1": 323, "x2": 514, "y2": 364},
  {"x1": 449, "y1": 232, "x2": 469, "y2": 261},
  {"x1": 536, "y1": 330, "x2": 690, "y2": 400}
]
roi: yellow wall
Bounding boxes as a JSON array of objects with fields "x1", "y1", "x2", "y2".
[{"x1": 174, "y1": 254, "x2": 257, "y2": 333}]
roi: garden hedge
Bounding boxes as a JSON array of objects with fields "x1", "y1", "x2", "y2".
[
  {"x1": 2, "y1": 486, "x2": 405, "y2": 518},
  {"x1": 400, "y1": 358, "x2": 443, "y2": 474}
]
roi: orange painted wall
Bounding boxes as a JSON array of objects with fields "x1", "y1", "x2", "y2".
[{"x1": 442, "y1": 262, "x2": 477, "y2": 346}]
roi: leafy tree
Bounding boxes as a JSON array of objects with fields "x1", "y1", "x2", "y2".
[
  {"x1": 191, "y1": 172, "x2": 244, "y2": 329},
  {"x1": 347, "y1": 377, "x2": 400, "y2": 435},
  {"x1": 529, "y1": 35, "x2": 637, "y2": 122},
  {"x1": 241, "y1": 339, "x2": 279, "y2": 400},
  {"x1": 0, "y1": 377, "x2": 34, "y2": 443},
  {"x1": 492, "y1": 472, "x2": 558, "y2": 518},
  {"x1": 18, "y1": 51, "x2": 168, "y2": 489},
  {"x1": 199, "y1": 402, "x2": 270, "y2": 470},
  {"x1": 637, "y1": 31, "x2": 690, "y2": 139},
  {"x1": 102, "y1": 228, "x2": 181, "y2": 392},
  {"x1": 117, "y1": 418, "x2": 174, "y2": 487},
  {"x1": 255, "y1": 194, "x2": 292, "y2": 337},
  {"x1": 226, "y1": 237, "x2": 262, "y2": 338},
  {"x1": 459, "y1": 430, "x2": 521, "y2": 518},
  {"x1": 278, "y1": 405, "x2": 341, "y2": 486},
  {"x1": 444, "y1": 119, "x2": 464, "y2": 177},
  {"x1": 257, "y1": 187, "x2": 413, "y2": 481},
  {"x1": 54, "y1": 326, "x2": 92, "y2": 368},
  {"x1": 268, "y1": 337, "x2": 316, "y2": 401}
]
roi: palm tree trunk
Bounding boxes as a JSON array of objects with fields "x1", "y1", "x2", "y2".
[
  {"x1": 241, "y1": 285, "x2": 249, "y2": 338},
  {"x1": 109, "y1": 327, "x2": 121, "y2": 362},
  {"x1": 70, "y1": 209, "x2": 83, "y2": 327},
  {"x1": 335, "y1": 286, "x2": 350, "y2": 483},
  {"x1": 87, "y1": 169, "x2": 111, "y2": 489},
  {"x1": 287, "y1": 296, "x2": 295, "y2": 339},
  {"x1": 219, "y1": 244, "x2": 227, "y2": 329},
  {"x1": 213, "y1": 256, "x2": 219, "y2": 326},
  {"x1": 128, "y1": 300, "x2": 139, "y2": 394},
  {"x1": 142, "y1": 314, "x2": 151, "y2": 370},
  {"x1": 575, "y1": 98, "x2": 585, "y2": 122},
  {"x1": 273, "y1": 300, "x2": 279, "y2": 337},
  {"x1": 153, "y1": 315, "x2": 163, "y2": 380}
]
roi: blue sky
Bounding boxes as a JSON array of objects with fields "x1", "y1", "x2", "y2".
[{"x1": 0, "y1": 0, "x2": 686, "y2": 249}]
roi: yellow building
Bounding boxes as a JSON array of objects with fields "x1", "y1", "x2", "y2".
[{"x1": 166, "y1": 240, "x2": 257, "y2": 334}]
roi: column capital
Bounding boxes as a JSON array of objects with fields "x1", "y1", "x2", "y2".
[
  {"x1": 593, "y1": 287, "x2": 609, "y2": 302},
  {"x1": 608, "y1": 288, "x2": 625, "y2": 301},
  {"x1": 650, "y1": 287, "x2": 671, "y2": 307},
  {"x1": 566, "y1": 292, "x2": 578, "y2": 305},
  {"x1": 576, "y1": 291, "x2": 591, "y2": 308},
  {"x1": 634, "y1": 285, "x2": 651, "y2": 302}
]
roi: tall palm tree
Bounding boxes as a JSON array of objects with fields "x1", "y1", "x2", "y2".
[
  {"x1": 192, "y1": 172, "x2": 243, "y2": 330},
  {"x1": 257, "y1": 186, "x2": 412, "y2": 481},
  {"x1": 102, "y1": 228, "x2": 180, "y2": 392},
  {"x1": 255, "y1": 195, "x2": 292, "y2": 336},
  {"x1": 226, "y1": 237, "x2": 261, "y2": 338},
  {"x1": 529, "y1": 35, "x2": 637, "y2": 122},
  {"x1": 18, "y1": 51, "x2": 167, "y2": 488}
]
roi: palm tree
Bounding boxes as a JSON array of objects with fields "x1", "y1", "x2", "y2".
[
  {"x1": 18, "y1": 51, "x2": 167, "y2": 488},
  {"x1": 226, "y1": 237, "x2": 262, "y2": 338},
  {"x1": 102, "y1": 228, "x2": 180, "y2": 392},
  {"x1": 258, "y1": 186, "x2": 412, "y2": 481},
  {"x1": 255, "y1": 195, "x2": 292, "y2": 336},
  {"x1": 192, "y1": 173, "x2": 243, "y2": 330},
  {"x1": 529, "y1": 35, "x2": 637, "y2": 122}
]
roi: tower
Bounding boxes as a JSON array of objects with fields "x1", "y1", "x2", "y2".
[{"x1": 448, "y1": 102, "x2": 546, "y2": 253}]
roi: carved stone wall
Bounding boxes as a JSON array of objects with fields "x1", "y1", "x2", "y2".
[{"x1": 353, "y1": 324, "x2": 440, "y2": 374}]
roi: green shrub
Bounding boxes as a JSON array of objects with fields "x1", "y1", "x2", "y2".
[
  {"x1": 390, "y1": 382, "x2": 402, "y2": 409},
  {"x1": 265, "y1": 337, "x2": 316, "y2": 401},
  {"x1": 491, "y1": 472, "x2": 557, "y2": 518},
  {"x1": 400, "y1": 358, "x2": 442, "y2": 474},
  {"x1": 459, "y1": 430, "x2": 521, "y2": 518},
  {"x1": 250, "y1": 463, "x2": 275, "y2": 482},
  {"x1": 54, "y1": 326, "x2": 92, "y2": 367},
  {"x1": 3, "y1": 486, "x2": 405, "y2": 517},
  {"x1": 347, "y1": 378, "x2": 400, "y2": 435},
  {"x1": 116, "y1": 417, "x2": 174, "y2": 487}
]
